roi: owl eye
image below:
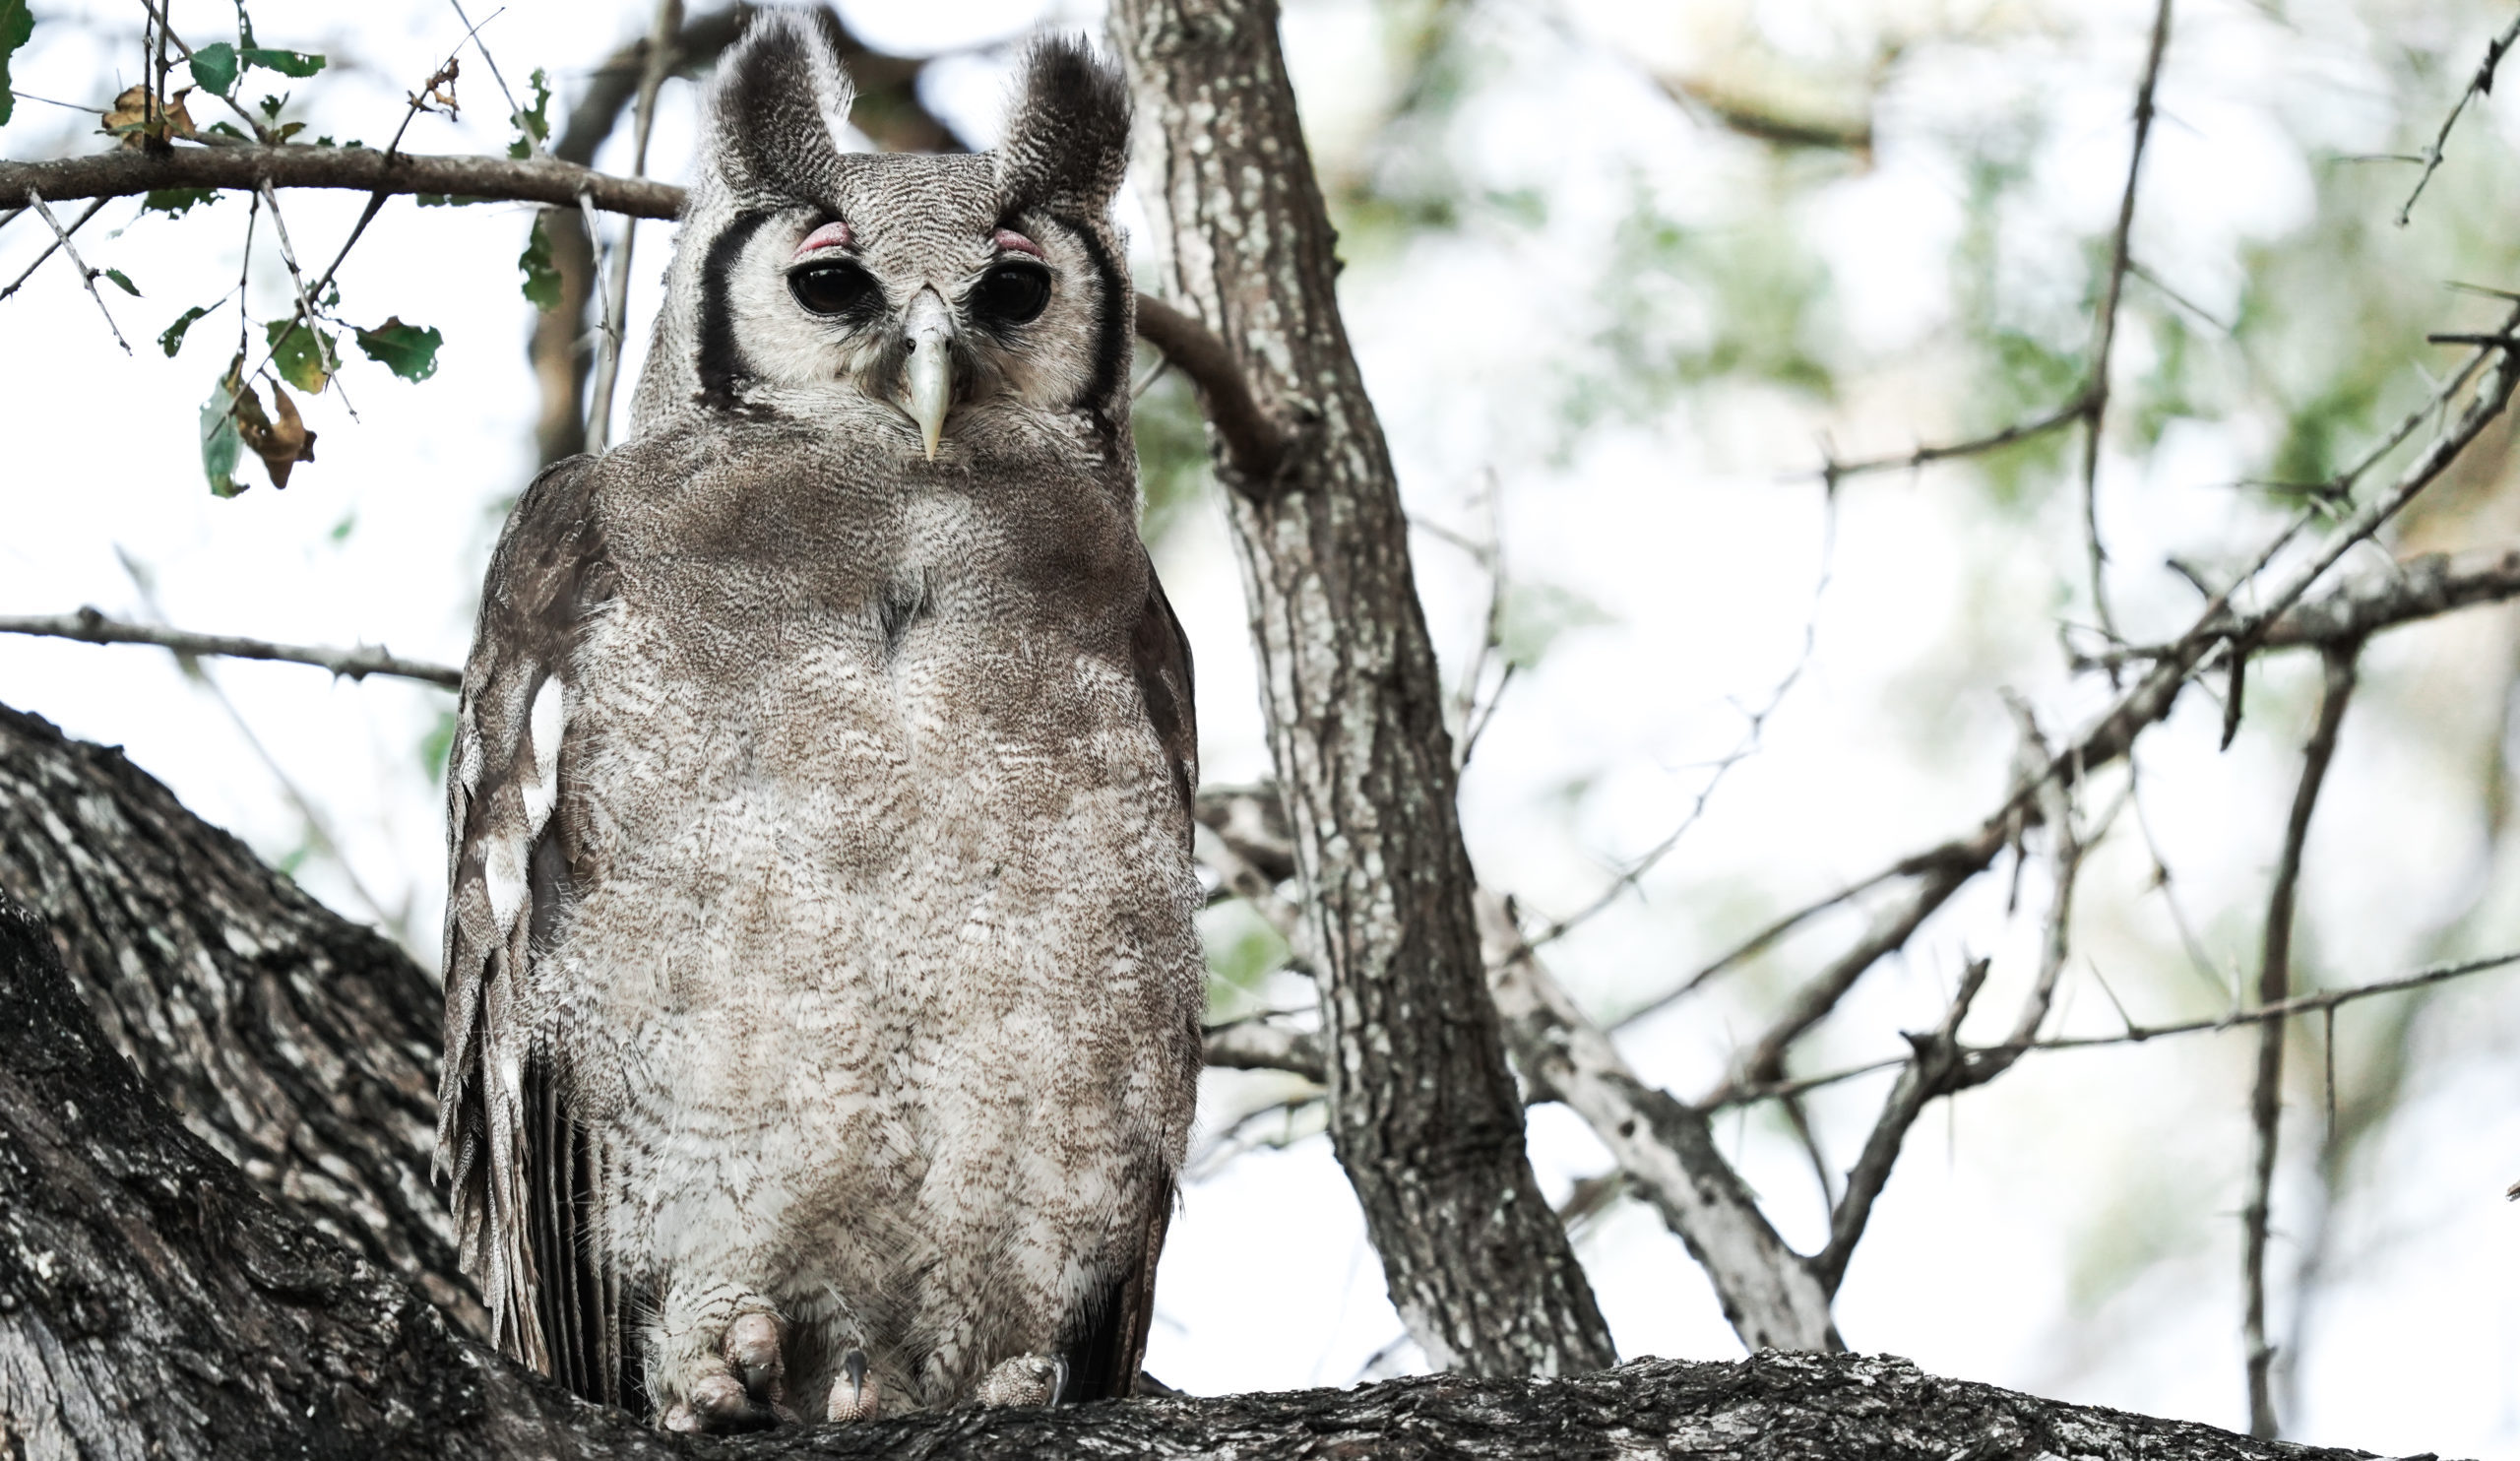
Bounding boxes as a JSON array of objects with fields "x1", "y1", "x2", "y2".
[
  {"x1": 969, "y1": 263, "x2": 1052, "y2": 329},
  {"x1": 788, "y1": 261, "x2": 880, "y2": 321}
]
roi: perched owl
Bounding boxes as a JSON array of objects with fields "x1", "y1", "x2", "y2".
[{"x1": 435, "y1": 14, "x2": 1201, "y2": 1432}]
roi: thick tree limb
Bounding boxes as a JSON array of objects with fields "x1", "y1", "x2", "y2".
[
  {"x1": 1112, "y1": 0, "x2": 1617, "y2": 1375},
  {"x1": 0, "y1": 796, "x2": 2403, "y2": 1455},
  {"x1": 0, "y1": 703, "x2": 477, "y2": 1330}
]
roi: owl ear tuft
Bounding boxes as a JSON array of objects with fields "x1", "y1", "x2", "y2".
[
  {"x1": 699, "y1": 10, "x2": 857, "y2": 206},
  {"x1": 995, "y1": 35, "x2": 1132, "y2": 216}
]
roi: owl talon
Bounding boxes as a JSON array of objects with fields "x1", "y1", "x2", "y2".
[
  {"x1": 724, "y1": 1310, "x2": 787, "y2": 1403},
  {"x1": 827, "y1": 1347, "x2": 882, "y2": 1422},
  {"x1": 658, "y1": 1313, "x2": 792, "y2": 1433},
  {"x1": 974, "y1": 1353, "x2": 1067, "y2": 1408}
]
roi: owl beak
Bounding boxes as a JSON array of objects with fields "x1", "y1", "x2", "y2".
[{"x1": 903, "y1": 287, "x2": 955, "y2": 462}]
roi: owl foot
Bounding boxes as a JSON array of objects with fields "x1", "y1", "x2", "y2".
[
  {"x1": 826, "y1": 1348, "x2": 883, "y2": 1422},
  {"x1": 660, "y1": 1311, "x2": 798, "y2": 1433},
  {"x1": 973, "y1": 1353, "x2": 1068, "y2": 1408}
]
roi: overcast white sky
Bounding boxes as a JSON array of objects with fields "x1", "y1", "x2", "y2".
[{"x1": 7, "y1": 0, "x2": 2520, "y2": 1451}]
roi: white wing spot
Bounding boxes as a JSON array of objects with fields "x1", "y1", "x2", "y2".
[
  {"x1": 523, "y1": 675, "x2": 565, "y2": 834},
  {"x1": 485, "y1": 837, "x2": 529, "y2": 932}
]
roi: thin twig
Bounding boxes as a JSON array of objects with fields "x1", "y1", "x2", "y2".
[
  {"x1": 1706, "y1": 300, "x2": 2520, "y2": 1102},
  {"x1": 0, "y1": 197, "x2": 106, "y2": 302},
  {"x1": 1536, "y1": 486, "x2": 1838, "y2": 949},
  {"x1": 1717, "y1": 943, "x2": 2515, "y2": 1112},
  {"x1": 2077, "y1": 0, "x2": 2176, "y2": 647},
  {"x1": 583, "y1": 0, "x2": 681, "y2": 454},
  {"x1": 0, "y1": 607, "x2": 461, "y2": 687},
  {"x1": 2242, "y1": 643, "x2": 2358, "y2": 1440},
  {"x1": 26, "y1": 192, "x2": 130, "y2": 352},
  {"x1": 1818, "y1": 395, "x2": 2089, "y2": 484},
  {"x1": 2398, "y1": 11, "x2": 2520, "y2": 225},
  {"x1": 1811, "y1": 957, "x2": 1988, "y2": 1293}
]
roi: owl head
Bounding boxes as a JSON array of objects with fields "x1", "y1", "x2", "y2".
[{"x1": 630, "y1": 11, "x2": 1136, "y2": 462}]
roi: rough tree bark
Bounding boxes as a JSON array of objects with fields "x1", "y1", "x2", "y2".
[
  {"x1": 1109, "y1": 0, "x2": 1619, "y2": 1378},
  {"x1": 0, "y1": 840, "x2": 2386, "y2": 1457},
  {"x1": 0, "y1": 704, "x2": 476, "y2": 1332}
]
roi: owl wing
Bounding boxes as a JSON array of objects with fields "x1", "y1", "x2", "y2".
[
  {"x1": 1064, "y1": 559, "x2": 1200, "y2": 1401},
  {"x1": 436, "y1": 455, "x2": 631, "y2": 1406}
]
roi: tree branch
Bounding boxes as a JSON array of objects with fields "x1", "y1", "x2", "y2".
[
  {"x1": 1720, "y1": 946, "x2": 2520, "y2": 1111},
  {"x1": 1479, "y1": 893, "x2": 1842, "y2": 1353},
  {"x1": 0, "y1": 146, "x2": 685, "y2": 218},
  {"x1": 2397, "y1": 9, "x2": 2520, "y2": 225},
  {"x1": 0, "y1": 607, "x2": 462, "y2": 687},
  {"x1": 2076, "y1": 0, "x2": 2176, "y2": 643},
  {"x1": 1202, "y1": 1019, "x2": 1327, "y2": 1083},
  {"x1": 1810, "y1": 958, "x2": 1987, "y2": 1294},
  {"x1": 2242, "y1": 644, "x2": 2358, "y2": 1439},
  {"x1": 1114, "y1": 0, "x2": 1617, "y2": 1376},
  {"x1": 1133, "y1": 293, "x2": 1291, "y2": 483}
]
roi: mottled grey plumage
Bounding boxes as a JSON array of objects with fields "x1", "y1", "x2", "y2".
[{"x1": 437, "y1": 14, "x2": 1200, "y2": 1430}]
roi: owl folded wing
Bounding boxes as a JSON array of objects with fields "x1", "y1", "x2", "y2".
[{"x1": 436, "y1": 454, "x2": 630, "y2": 1402}]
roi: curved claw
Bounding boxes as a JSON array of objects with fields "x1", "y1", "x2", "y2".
[{"x1": 828, "y1": 1347, "x2": 882, "y2": 1423}]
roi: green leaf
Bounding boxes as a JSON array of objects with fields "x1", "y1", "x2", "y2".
[
  {"x1": 519, "y1": 214, "x2": 561, "y2": 311},
  {"x1": 201, "y1": 370, "x2": 244, "y2": 497},
  {"x1": 205, "y1": 119, "x2": 249, "y2": 141},
  {"x1": 159, "y1": 304, "x2": 215, "y2": 357},
  {"x1": 101, "y1": 268, "x2": 140, "y2": 297},
  {"x1": 240, "y1": 46, "x2": 323, "y2": 78},
  {"x1": 507, "y1": 66, "x2": 551, "y2": 159},
  {"x1": 0, "y1": 0, "x2": 32, "y2": 128},
  {"x1": 142, "y1": 187, "x2": 220, "y2": 217},
  {"x1": 354, "y1": 317, "x2": 442, "y2": 382},
  {"x1": 264, "y1": 316, "x2": 334, "y2": 393},
  {"x1": 189, "y1": 41, "x2": 239, "y2": 96}
]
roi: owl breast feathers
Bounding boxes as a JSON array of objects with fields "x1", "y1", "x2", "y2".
[{"x1": 435, "y1": 14, "x2": 1203, "y2": 1431}]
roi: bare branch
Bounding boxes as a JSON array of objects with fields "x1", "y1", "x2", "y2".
[
  {"x1": 0, "y1": 197, "x2": 104, "y2": 302},
  {"x1": 1202, "y1": 1019, "x2": 1326, "y2": 1083},
  {"x1": 2077, "y1": 543, "x2": 2520, "y2": 670},
  {"x1": 2397, "y1": 11, "x2": 2520, "y2": 225},
  {"x1": 1479, "y1": 893, "x2": 1842, "y2": 1352},
  {"x1": 27, "y1": 191, "x2": 129, "y2": 352},
  {"x1": 1810, "y1": 957, "x2": 1988, "y2": 1293},
  {"x1": 0, "y1": 147, "x2": 685, "y2": 220},
  {"x1": 1710, "y1": 299, "x2": 2520, "y2": 1098},
  {"x1": 2242, "y1": 644, "x2": 2358, "y2": 1439},
  {"x1": 1699, "y1": 831, "x2": 2001, "y2": 1107},
  {"x1": 2077, "y1": 0, "x2": 2177, "y2": 644},
  {"x1": 1721, "y1": 946, "x2": 2520, "y2": 1112},
  {"x1": 582, "y1": 0, "x2": 682, "y2": 454},
  {"x1": 0, "y1": 607, "x2": 461, "y2": 687},
  {"x1": 1132, "y1": 293, "x2": 1292, "y2": 483},
  {"x1": 1819, "y1": 394, "x2": 2088, "y2": 484}
]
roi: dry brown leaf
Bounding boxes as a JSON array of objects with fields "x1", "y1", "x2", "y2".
[
  {"x1": 233, "y1": 381, "x2": 317, "y2": 489},
  {"x1": 101, "y1": 85, "x2": 199, "y2": 148}
]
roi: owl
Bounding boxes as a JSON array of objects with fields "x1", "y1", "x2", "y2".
[{"x1": 435, "y1": 14, "x2": 1202, "y2": 1432}]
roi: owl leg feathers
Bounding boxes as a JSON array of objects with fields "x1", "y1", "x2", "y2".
[
  {"x1": 973, "y1": 1353, "x2": 1069, "y2": 1409},
  {"x1": 656, "y1": 1304, "x2": 798, "y2": 1433}
]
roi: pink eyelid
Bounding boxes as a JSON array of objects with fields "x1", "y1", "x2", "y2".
[
  {"x1": 792, "y1": 221, "x2": 854, "y2": 259},
  {"x1": 993, "y1": 228, "x2": 1044, "y2": 259}
]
